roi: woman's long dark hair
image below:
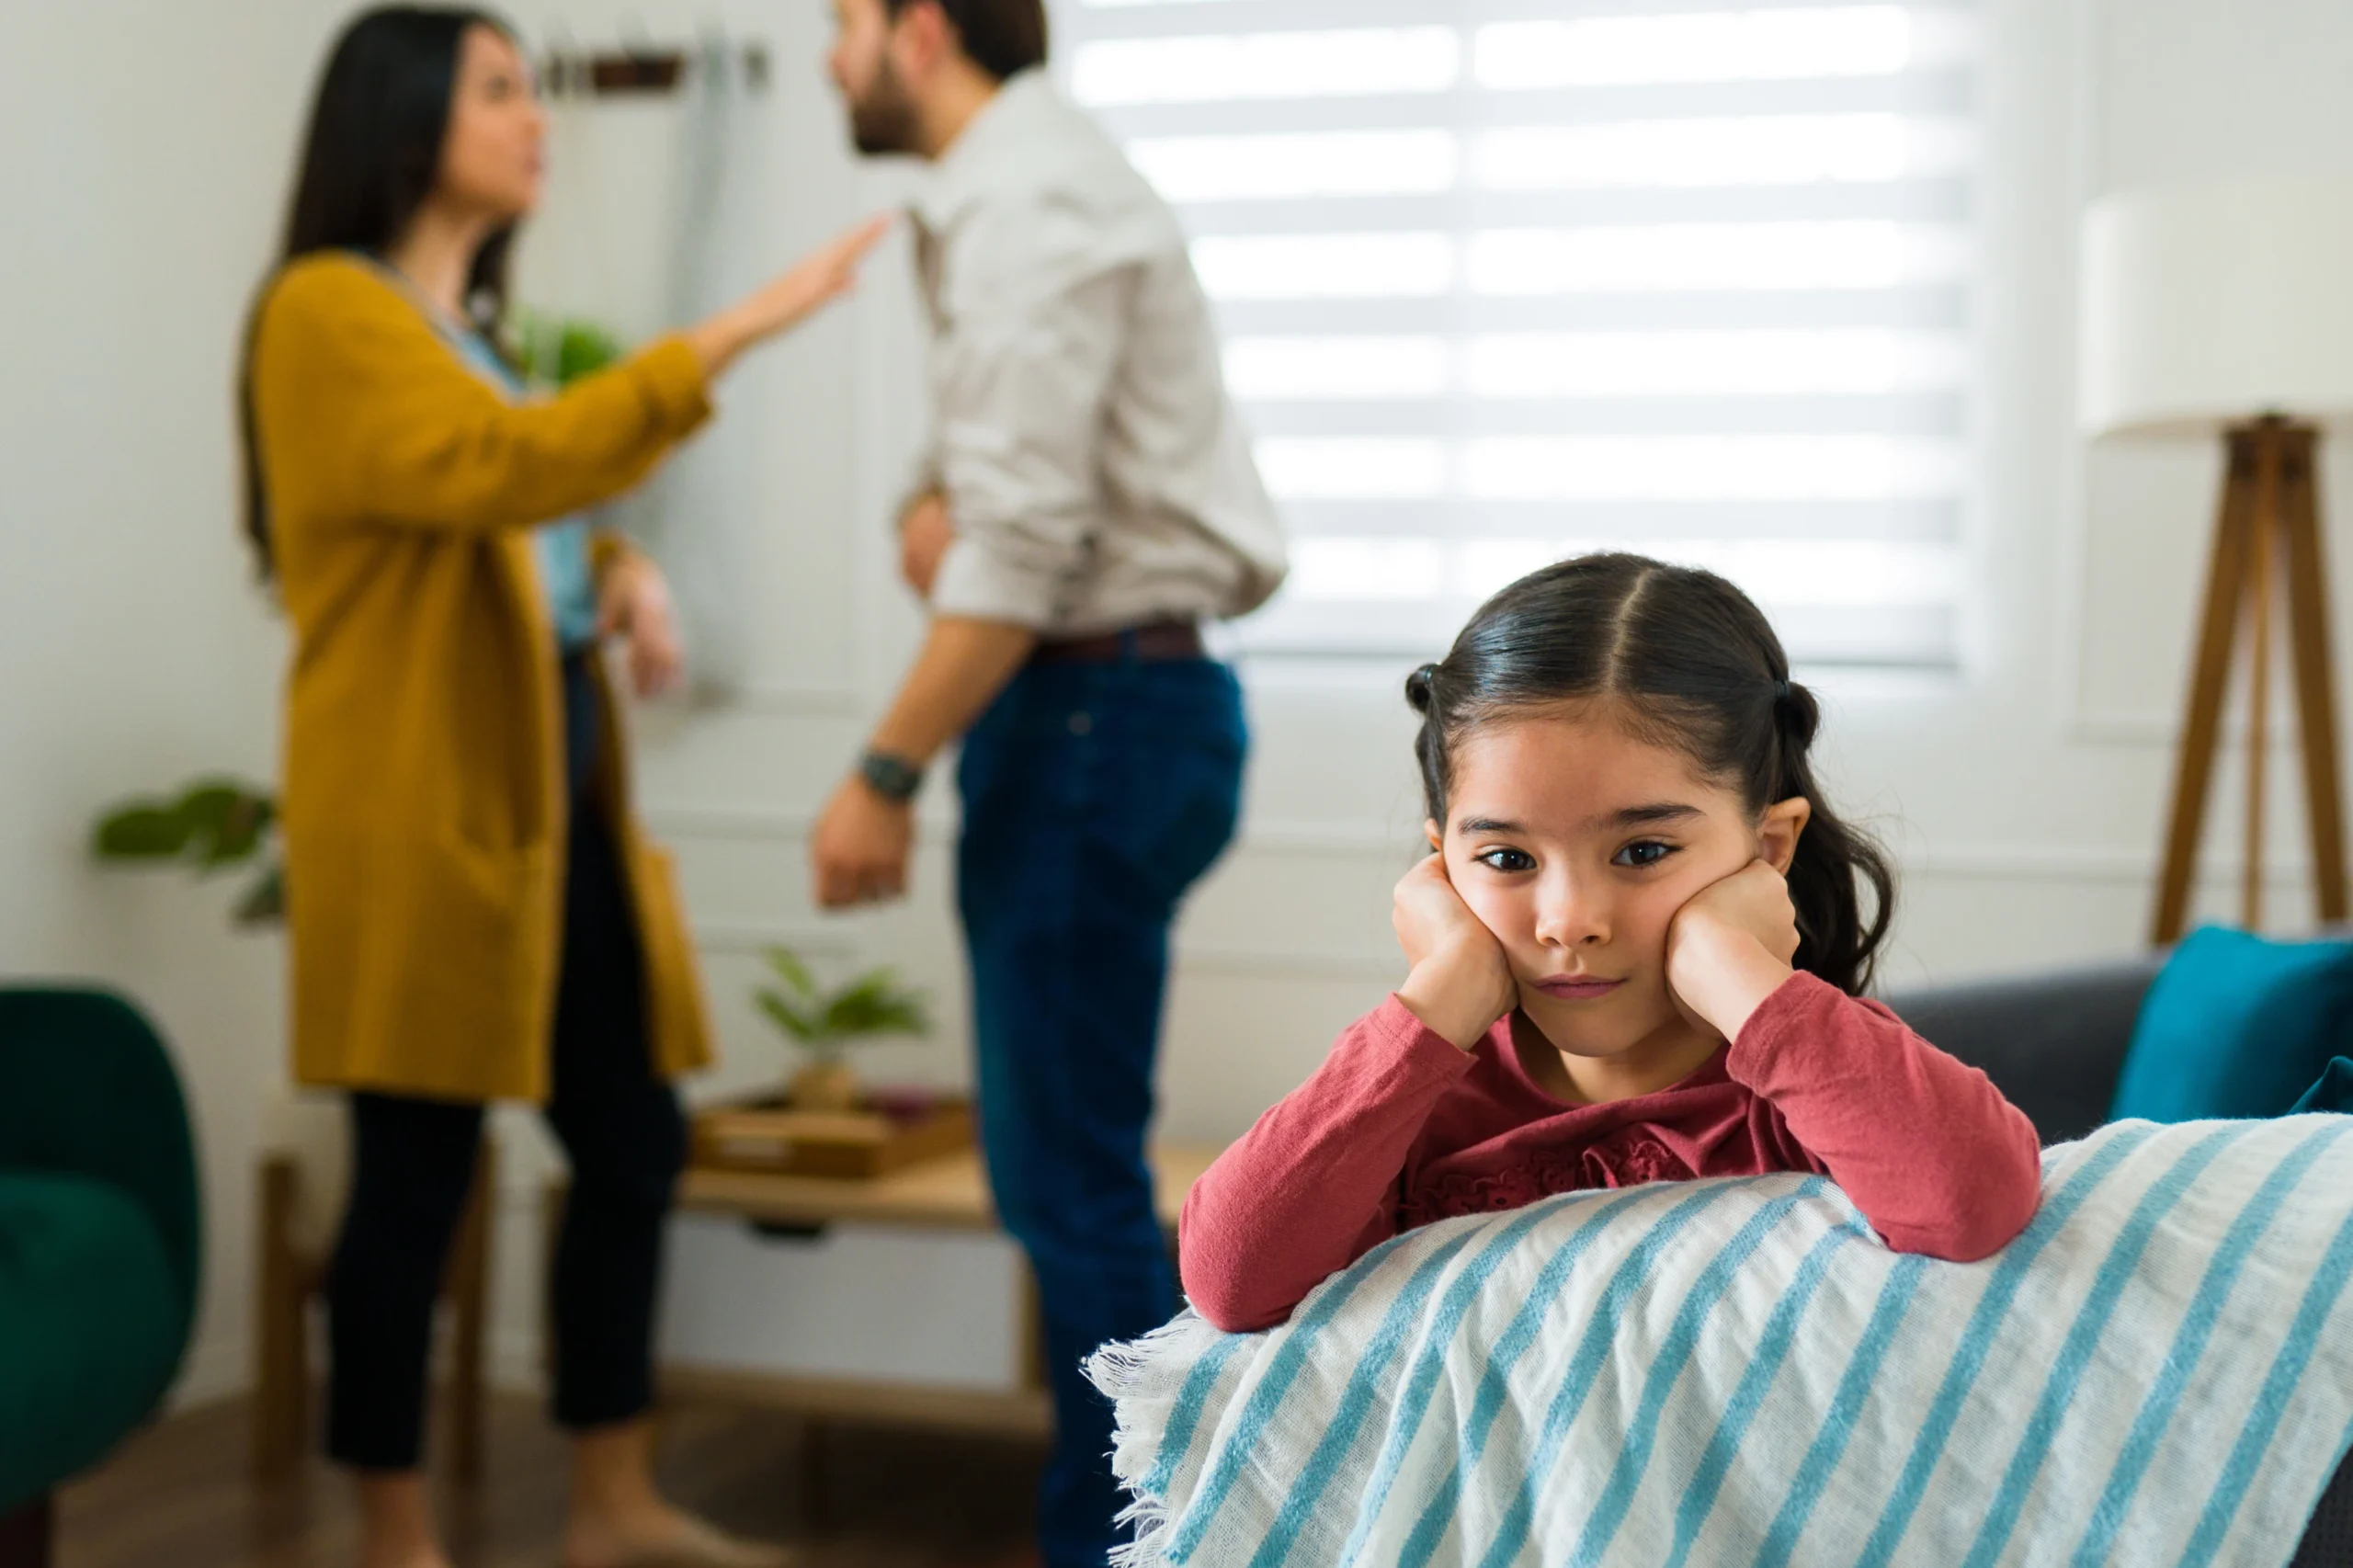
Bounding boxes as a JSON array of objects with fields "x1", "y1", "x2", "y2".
[
  {"x1": 1405, "y1": 552, "x2": 1896, "y2": 995},
  {"x1": 238, "y1": 6, "x2": 516, "y2": 575}
]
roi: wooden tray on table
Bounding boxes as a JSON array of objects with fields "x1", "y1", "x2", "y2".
[{"x1": 690, "y1": 1088, "x2": 973, "y2": 1179}]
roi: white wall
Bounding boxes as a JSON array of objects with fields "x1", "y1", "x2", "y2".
[
  {"x1": 9, "y1": 0, "x2": 2353, "y2": 1414},
  {"x1": 0, "y1": 0, "x2": 357, "y2": 1406}
]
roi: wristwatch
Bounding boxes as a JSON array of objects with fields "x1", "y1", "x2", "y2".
[{"x1": 858, "y1": 748, "x2": 926, "y2": 803}]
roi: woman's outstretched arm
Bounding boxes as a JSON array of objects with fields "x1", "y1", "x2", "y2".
[{"x1": 254, "y1": 217, "x2": 891, "y2": 535}]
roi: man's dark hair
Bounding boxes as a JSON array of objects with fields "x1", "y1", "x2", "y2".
[{"x1": 886, "y1": 0, "x2": 1048, "y2": 80}]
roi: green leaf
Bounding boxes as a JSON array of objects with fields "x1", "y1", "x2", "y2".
[
  {"x1": 751, "y1": 952, "x2": 931, "y2": 1051},
  {"x1": 94, "y1": 804, "x2": 193, "y2": 859},
  {"x1": 874, "y1": 996, "x2": 932, "y2": 1035},
  {"x1": 762, "y1": 946, "x2": 820, "y2": 999},
  {"x1": 556, "y1": 321, "x2": 622, "y2": 384},
  {"x1": 817, "y1": 969, "x2": 932, "y2": 1041},
  {"x1": 512, "y1": 307, "x2": 624, "y2": 388},
  {"x1": 756, "y1": 989, "x2": 820, "y2": 1042},
  {"x1": 178, "y1": 779, "x2": 274, "y2": 868},
  {"x1": 95, "y1": 778, "x2": 278, "y2": 868},
  {"x1": 212, "y1": 794, "x2": 273, "y2": 865}
]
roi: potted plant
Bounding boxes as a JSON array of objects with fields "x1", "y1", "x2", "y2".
[
  {"x1": 754, "y1": 946, "x2": 932, "y2": 1112},
  {"x1": 512, "y1": 309, "x2": 622, "y2": 389},
  {"x1": 91, "y1": 777, "x2": 282, "y2": 926}
]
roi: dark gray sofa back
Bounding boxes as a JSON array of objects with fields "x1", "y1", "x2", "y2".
[{"x1": 1886, "y1": 955, "x2": 2165, "y2": 1146}]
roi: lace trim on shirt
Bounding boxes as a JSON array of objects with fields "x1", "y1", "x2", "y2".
[{"x1": 1399, "y1": 1131, "x2": 1696, "y2": 1226}]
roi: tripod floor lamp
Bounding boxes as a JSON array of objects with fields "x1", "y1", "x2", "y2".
[{"x1": 2081, "y1": 176, "x2": 2353, "y2": 943}]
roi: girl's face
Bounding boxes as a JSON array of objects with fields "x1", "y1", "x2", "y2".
[
  {"x1": 436, "y1": 25, "x2": 545, "y2": 221},
  {"x1": 1435, "y1": 702, "x2": 1804, "y2": 1077}
]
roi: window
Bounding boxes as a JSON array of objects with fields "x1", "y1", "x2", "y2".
[{"x1": 1051, "y1": 1, "x2": 1977, "y2": 665}]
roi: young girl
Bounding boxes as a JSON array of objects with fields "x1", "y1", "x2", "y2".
[{"x1": 1180, "y1": 553, "x2": 2043, "y2": 1334}]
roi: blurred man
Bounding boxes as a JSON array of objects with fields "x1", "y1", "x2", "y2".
[{"x1": 816, "y1": 0, "x2": 1285, "y2": 1560}]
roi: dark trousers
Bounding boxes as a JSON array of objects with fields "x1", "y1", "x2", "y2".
[
  {"x1": 324, "y1": 652, "x2": 686, "y2": 1470},
  {"x1": 957, "y1": 652, "x2": 1247, "y2": 1567}
]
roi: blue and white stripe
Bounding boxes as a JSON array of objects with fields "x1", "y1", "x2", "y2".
[{"x1": 1089, "y1": 1116, "x2": 2353, "y2": 1568}]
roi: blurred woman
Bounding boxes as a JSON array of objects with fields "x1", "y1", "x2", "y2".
[{"x1": 241, "y1": 8, "x2": 884, "y2": 1566}]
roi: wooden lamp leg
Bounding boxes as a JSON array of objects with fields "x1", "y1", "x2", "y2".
[
  {"x1": 251, "y1": 1153, "x2": 308, "y2": 1481},
  {"x1": 2280, "y1": 426, "x2": 2352, "y2": 926},
  {"x1": 2244, "y1": 433, "x2": 2282, "y2": 930},
  {"x1": 2154, "y1": 426, "x2": 2263, "y2": 944}
]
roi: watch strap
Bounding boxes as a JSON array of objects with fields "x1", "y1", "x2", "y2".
[{"x1": 858, "y1": 748, "x2": 926, "y2": 803}]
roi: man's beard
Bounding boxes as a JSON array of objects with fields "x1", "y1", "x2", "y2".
[{"x1": 848, "y1": 58, "x2": 922, "y2": 156}]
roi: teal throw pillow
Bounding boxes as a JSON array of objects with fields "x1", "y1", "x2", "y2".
[
  {"x1": 2292, "y1": 1057, "x2": 2353, "y2": 1116},
  {"x1": 2109, "y1": 926, "x2": 2353, "y2": 1123}
]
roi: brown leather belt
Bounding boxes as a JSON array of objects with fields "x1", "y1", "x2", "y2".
[{"x1": 1029, "y1": 619, "x2": 1206, "y2": 666}]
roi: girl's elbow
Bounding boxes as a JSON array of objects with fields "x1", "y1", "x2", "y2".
[
  {"x1": 1193, "y1": 1290, "x2": 1291, "y2": 1335},
  {"x1": 1887, "y1": 1163, "x2": 2045, "y2": 1262},
  {"x1": 1972, "y1": 1123, "x2": 2050, "y2": 1257},
  {"x1": 1177, "y1": 1221, "x2": 1299, "y2": 1333},
  {"x1": 1179, "y1": 1255, "x2": 1293, "y2": 1335},
  {"x1": 1926, "y1": 1200, "x2": 2035, "y2": 1263}
]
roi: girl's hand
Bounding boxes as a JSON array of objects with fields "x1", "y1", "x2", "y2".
[
  {"x1": 1665, "y1": 858, "x2": 1802, "y2": 1042},
  {"x1": 597, "y1": 552, "x2": 686, "y2": 698},
  {"x1": 688, "y1": 213, "x2": 894, "y2": 379},
  {"x1": 1392, "y1": 853, "x2": 1518, "y2": 1051}
]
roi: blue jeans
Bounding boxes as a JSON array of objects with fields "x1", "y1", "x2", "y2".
[{"x1": 957, "y1": 652, "x2": 1247, "y2": 1567}]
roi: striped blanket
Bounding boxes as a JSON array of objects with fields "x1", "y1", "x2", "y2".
[{"x1": 1087, "y1": 1117, "x2": 2353, "y2": 1567}]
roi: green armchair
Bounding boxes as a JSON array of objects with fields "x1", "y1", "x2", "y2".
[{"x1": 0, "y1": 988, "x2": 201, "y2": 1566}]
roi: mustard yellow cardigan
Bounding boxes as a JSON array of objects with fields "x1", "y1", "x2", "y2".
[{"x1": 249, "y1": 253, "x2": 715, "y2": 1102}]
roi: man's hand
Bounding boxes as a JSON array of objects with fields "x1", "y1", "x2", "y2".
[
  {"x1": 813, "y1": 618, "x2": 1036, "y2": 912},
  {"x1": 812, "y1": 774, "x2": 915, "y2": 908},
  {"x1": 597, "y1": 552, "x2": 686, "y2": 698},
  {"x1": 1664, "y1": 858, "x2": 1801, "y2": 1043},
  {"x1": 899, "y1": 491, "x2": 954, "y2": 600}
]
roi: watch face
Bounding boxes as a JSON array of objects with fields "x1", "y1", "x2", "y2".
[{"x1": 863, "y1": 752, "x2": 922, "y2": 801}]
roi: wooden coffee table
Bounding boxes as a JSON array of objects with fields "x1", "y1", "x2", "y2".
[{"x1": 653, "y1": 1142, "x2": 1223, "y2": 1438}]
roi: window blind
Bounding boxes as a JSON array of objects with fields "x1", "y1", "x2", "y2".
[{"x1": 1050, "y1": 0, "x2": 1978, "y2": 665}]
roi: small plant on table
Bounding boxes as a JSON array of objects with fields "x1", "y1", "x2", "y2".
[{"x1": 755, "y1": 946, "x2": 933, "y2": 1112}]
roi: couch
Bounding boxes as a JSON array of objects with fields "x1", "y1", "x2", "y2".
[
  {"x1": 0, "y1": 988, "x2": 201, "y2": 1568},
  {"x1": 1893, "y1": 955, "x2": 2351, "y2": 1565}
]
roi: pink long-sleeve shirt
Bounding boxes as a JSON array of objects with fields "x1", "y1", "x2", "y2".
[{"x1": 1179, "y1": 971, "x2": 2044, "y2": 1333}]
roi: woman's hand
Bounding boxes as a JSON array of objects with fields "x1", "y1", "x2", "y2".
[
  {"x1": 1665, "y1": 858, "x2": 1802, "y2": 1043},
  {"x1": 899, "y1": 490, "x2": 954, "y2": 600},
  {"x1": 597, "y1": 552, "x2": 686, "y2": 699},
  {"x1": 688, "y1": 213, "x2": 894, "y2": 380},
  {"x1": 1392, "y1": 853, "x2": 1518, "y2": 1051}
]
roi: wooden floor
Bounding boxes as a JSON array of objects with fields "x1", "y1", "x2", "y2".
[{"x1": 58, "y1": 1393, "x2": 1045, "y2": 1568}]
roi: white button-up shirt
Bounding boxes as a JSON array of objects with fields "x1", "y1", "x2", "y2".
[{"x1": 908, "y1": 71, "x2": 1288, "y2": 635}]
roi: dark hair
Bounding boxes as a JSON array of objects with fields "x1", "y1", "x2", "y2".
[
  {"x1": 237, "y1": 6, "x2": 517, "y2": 576},
  {"x1": 1406, "y1": 552, "x2": 1895, "y2": 995},
  {"x1": 884, "y1": 0, "x2": 1049, "y2": 80}
]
